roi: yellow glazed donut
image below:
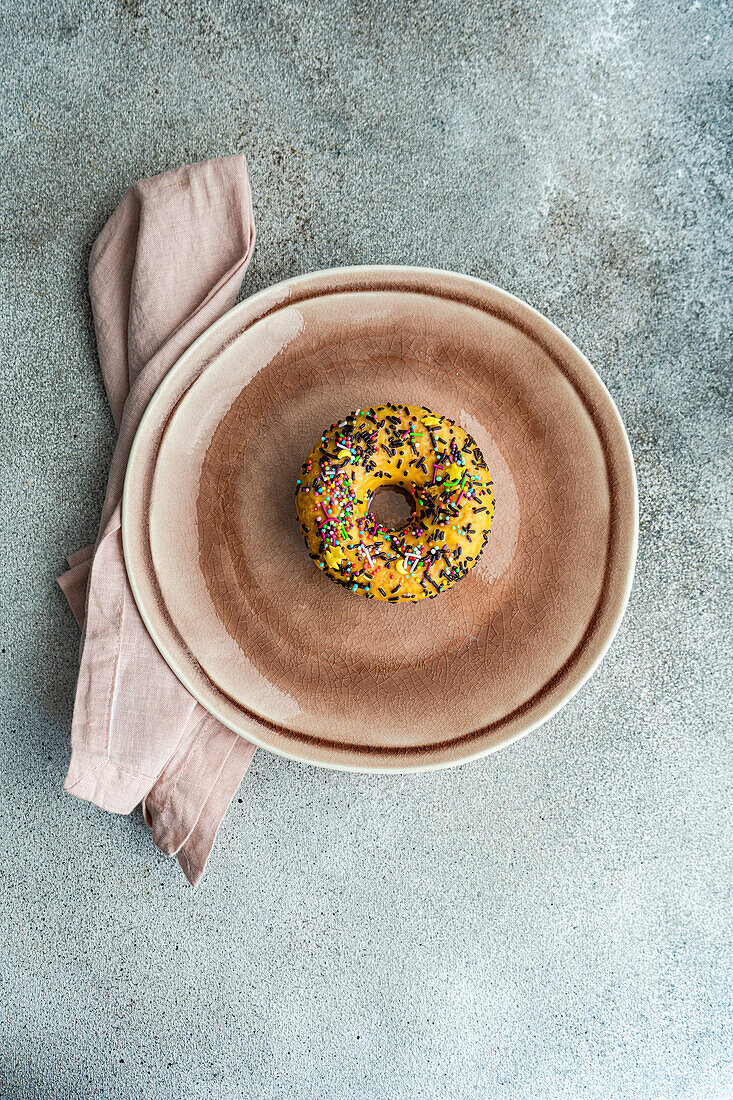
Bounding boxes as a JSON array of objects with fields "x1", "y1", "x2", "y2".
[{"x1": 295, "y1": 404, "x2": 494, "y2": 601}]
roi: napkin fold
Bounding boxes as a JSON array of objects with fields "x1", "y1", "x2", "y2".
[{"x1": 59, "y1": 157, "x2": 257, "y2": 885}]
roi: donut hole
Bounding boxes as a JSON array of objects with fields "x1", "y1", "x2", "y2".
[{"x1": 368, "y1": 486, "x2": 415, "y2": 531}]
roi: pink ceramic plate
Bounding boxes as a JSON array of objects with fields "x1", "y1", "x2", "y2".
[{"x1": 122, "y1": 267, "x2": 637, "y2": 772}]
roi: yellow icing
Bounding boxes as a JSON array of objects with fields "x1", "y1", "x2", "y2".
[{"x1": 295, "y1": 404, "x2": 494, "y2": 601}]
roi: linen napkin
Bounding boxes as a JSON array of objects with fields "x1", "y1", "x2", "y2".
[{"x1": 59, "y1": 156, "x2": 258, "y2": 885}]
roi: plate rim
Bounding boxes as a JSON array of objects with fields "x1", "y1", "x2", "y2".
[{"x1": 122, "y1": 264, "x2": 639, "y2": 773}]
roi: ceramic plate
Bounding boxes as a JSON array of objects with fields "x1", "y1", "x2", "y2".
[{"x1": 122, "y1": 266, "x2": 637, "y2": 772}]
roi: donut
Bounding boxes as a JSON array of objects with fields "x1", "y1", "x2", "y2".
[{"x1": 295, "y1": 404, "x2": 494, "y2": 601}]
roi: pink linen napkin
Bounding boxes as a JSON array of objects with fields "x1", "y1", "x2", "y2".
[{"x1": 59, "y1": 157, "x2": 258, "y2": 885}]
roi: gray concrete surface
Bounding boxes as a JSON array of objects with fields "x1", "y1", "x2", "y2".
[{"x1": 1, "y1": 1, "x2": 731, "y2": 1097}]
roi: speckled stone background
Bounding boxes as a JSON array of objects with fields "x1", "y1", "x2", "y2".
[{"x1": 1, "y1": 1, "x2": 731, "y2": 1097}]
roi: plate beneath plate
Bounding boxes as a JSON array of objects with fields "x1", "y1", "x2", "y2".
[{"x1": 122, "y1": 266, "x2": 637, "y2": 771}]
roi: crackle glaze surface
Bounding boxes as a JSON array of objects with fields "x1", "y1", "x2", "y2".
[{"x1": 123, "y1": 267, "x2": 637, "y2": 770}]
